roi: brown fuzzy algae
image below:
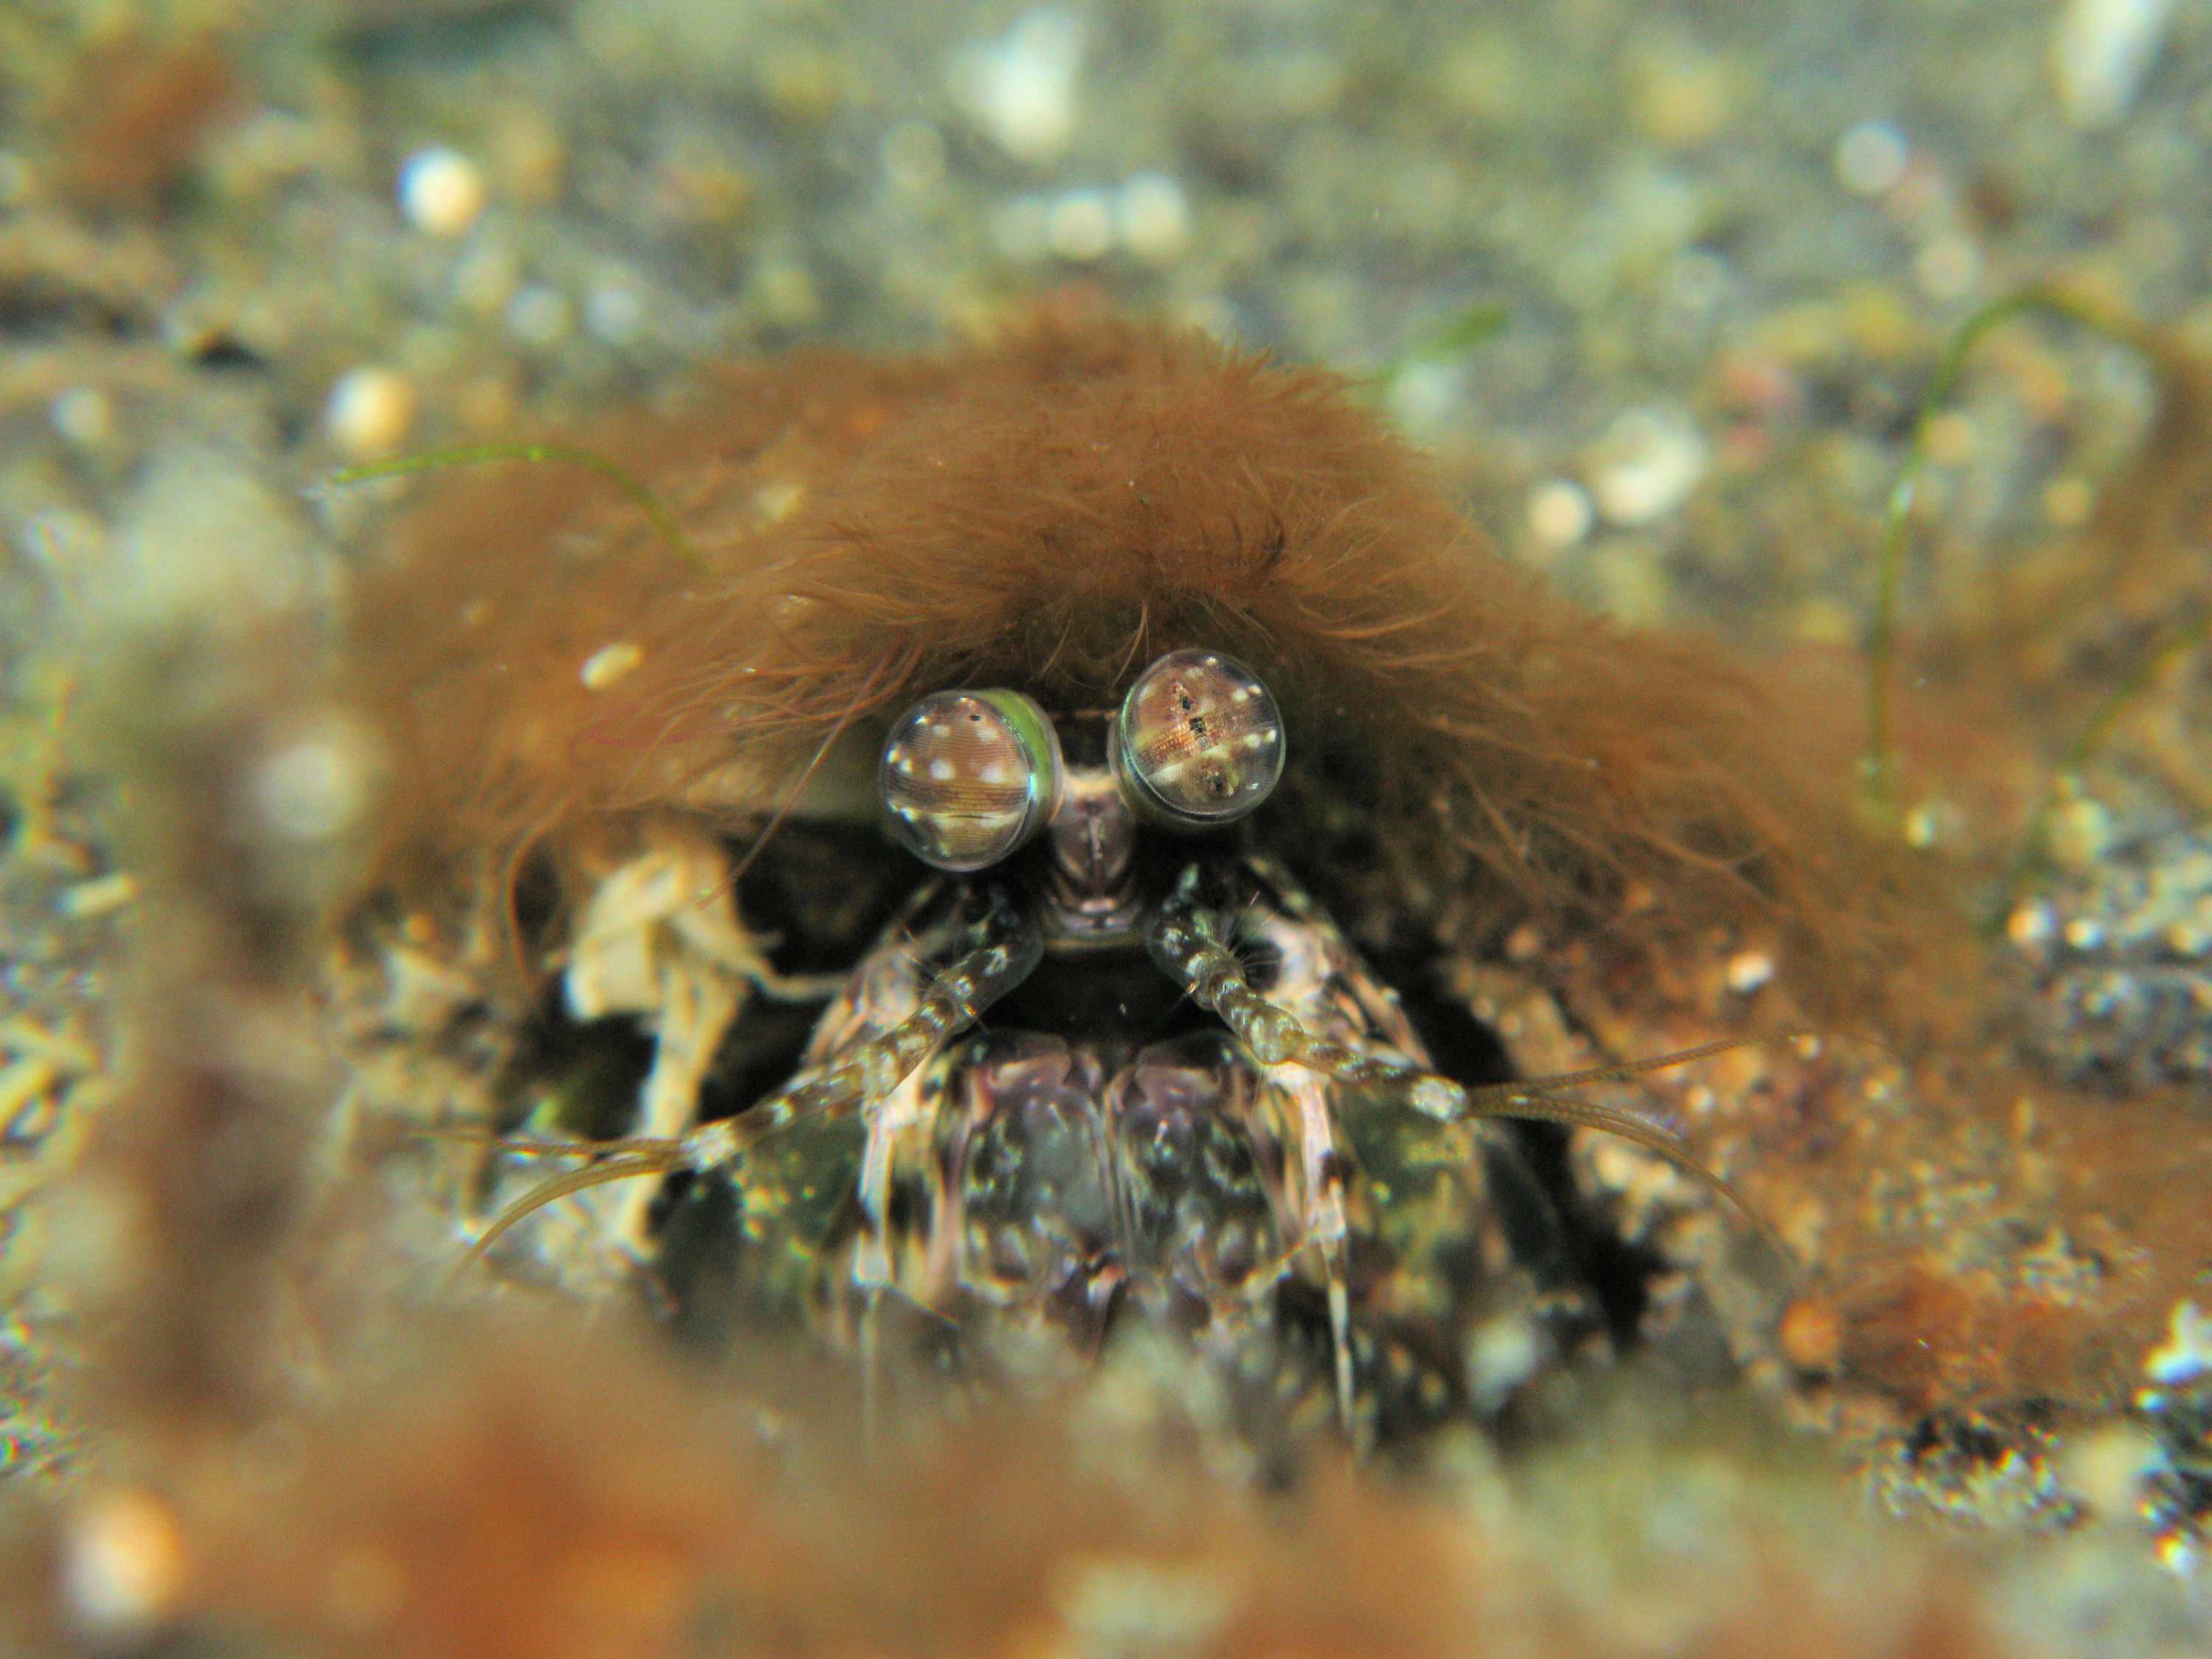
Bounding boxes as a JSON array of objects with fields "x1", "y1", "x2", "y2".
[
  {"x1": 352, "y1": 319, "x2": 1883, "y2": 978},
  {"x1": 338, "y1": 319, "x2": 2211, "y2": 1461}
]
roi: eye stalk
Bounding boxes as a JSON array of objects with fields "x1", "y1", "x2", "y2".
[
  {"x1": 1111, "y1": 649, "x2": 1284, "y2": 831},
  {"x1": 880, "y1": 689, "x2": 1065, "y2": 871},
  {"x1": 878, "y1": 650, "x2": 1284, "y2": 869}
]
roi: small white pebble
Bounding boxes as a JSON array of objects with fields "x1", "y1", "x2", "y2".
[
  {"x1": 49, "y1": 386, "x2": 116, "y2": 447},
  {"x1": 2052, "y1": 0, "x2": 2174, "y2": 130},
  {"x1": 1586, "y1": 407, "x2": 1709, "y2": 527},
  {"x1": 2048, "y1": 793, "x2": 2113, "y2": 870},
  {"x1": 2006, "y1": 900, "x2": 2056, "y2": 948},
  {"x1": 1725, "y1": 949, "x2": 1775, "y2": 994},
  {"x1": 1116, "y1": 172, "x2": 1191, "y2": 263},
  {"x1": 954, "y1": 7, "x2": 1083, "y2": 165},
  {"x1": 1834, "y1": 119, "x2": 1909, "y2": 197},
  {"x1": 323, "y1": 366, "x2": 416, "y2": 460},
  {"x1": 754, "y1": 480, "x2": 805, "y2": 524},
  {"x1": 57, "y1": 872, "x2": 138, "y2": 920},
  {"x1": 2062, "y1": 915, "x2": 2106, "y2": 951},
  {"x1": 64, "y1": 1489, "x2": 187, "y2": 1636},
  {"x1": 2154, "y1": 1534, "x2": 2198, "y2": 1574},
  {"x1": 1410, "y1": 1077, "x2": 1460, "y2": 1119},
  {"x1": 1466, "y1": 1315, "x2": 1543, "y2": 1411},
  {"x1": 579, "y1": 640, "x2": 643, "y2": 690},
  {"x1": 1526, "y1": 478, "x2": 1595, "y2": 550},
  {"x1": 1914, "y1": 234, "x2": 1982, "y2": 302},
  {"x1": 1590, "y1": 1136, "x2": 1668, "y2": 1194},
  {"x1": 585, "y1": 282, "x2": 644, "y2": 347},
  {"x1": 2147, "y1": 1301, "x2": 2212, "y2": 1385},
  {"x1": 1388, "y1": 361, "x2": 1461, "y2": 434},
  {"x1": 2166, "y1": 919, "x2": 2211, "y2": 956},
  {"x1": 254, "y1": 738, "x2": 368, "y2": 841},
  {"x1": 1057, "y1": 1561, "x2": 1229, "y2": 1659},
  {"x1": 2059, "y1": 1424, "x2": 2160, "y2": 1517},
  {"x1": 397, "y1": 145, "x2": 487, "y2": 238},
  {"x1": 1046, "y1": 189, "x2": 1115, "y2": 261}
]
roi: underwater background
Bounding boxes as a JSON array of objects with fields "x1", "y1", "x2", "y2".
[{"x1": 2, "y1": 0, "x2": 2211, "y2": 1653}]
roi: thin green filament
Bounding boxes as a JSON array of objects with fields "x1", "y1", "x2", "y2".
[
  {"x1": 1860, "y1": 285, "x2": 2149, "y2": 827},
  {"x1": 1358, "y1": 301, "x2": 1512, "y2": 403},
  {"x1": 327, "y1": 440, "x2": 698, "y2": 565}
]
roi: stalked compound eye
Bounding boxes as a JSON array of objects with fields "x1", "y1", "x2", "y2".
[
  {"x1": 1112, "y1": 649, "x2": 1285, "y2": 830},
  {"x1": 880, "y1": 689, "x2": 1065, "y2": 871}
]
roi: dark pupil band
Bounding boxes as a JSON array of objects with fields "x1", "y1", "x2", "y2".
[
  {"x1": 879, "y1": 691, "x2": 1062, "y2": 871},
  {"x1": 1113, "y1": 649, "x2": 1284, "y2": 829}
]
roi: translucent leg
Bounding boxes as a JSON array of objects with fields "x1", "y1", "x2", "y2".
[
  {"x1": 1146, "y1": 871, "x2": 1362, "y2": 1436},
  {"x1": 852, "y1": 1066, "x2": 929, "y2": 1455},
  {"x1": 1146, "y1": 869, "x2": 1781, "y2": 1256},
  {"x1": 1301, "y1": 1077, "x2": 1357, "y2": 1444},
  {"x1": 454, "y1": 883, "x2": 1041, "y2": 1278},
  {"x1": 684, "y1": 883, "x2": 1040, "y2": 1166}
]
